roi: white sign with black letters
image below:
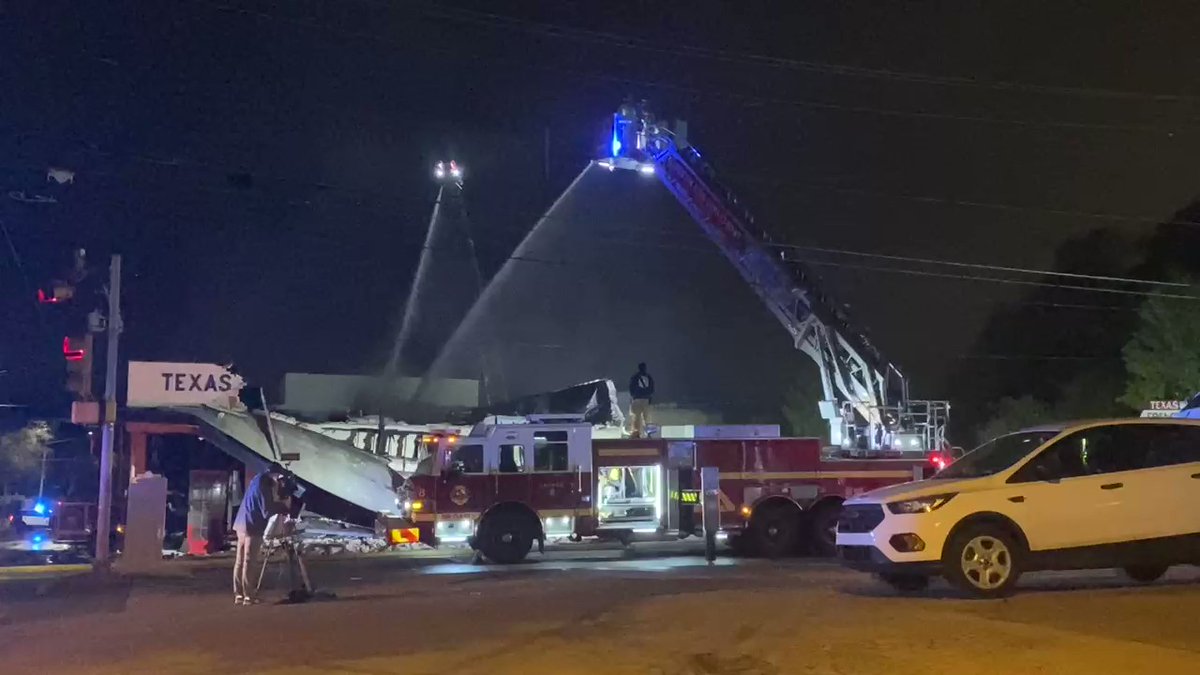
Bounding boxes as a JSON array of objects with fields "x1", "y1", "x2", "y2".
[{"x1": 127, "y1": 361, "x2": 245, "y2": 408}]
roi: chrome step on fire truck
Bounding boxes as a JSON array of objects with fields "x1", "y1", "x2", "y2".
[{"x1": 394, "y1": 415, "x2": 932, "y2": 563}]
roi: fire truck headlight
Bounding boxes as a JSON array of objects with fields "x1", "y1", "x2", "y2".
[
  {"x1": 739, "y1": 505, "x2": 752, "y2": 519},
  {"x1": 410, "y1": 500, "x2": 424, "y2": 512},
  {"x1": 638, "y1": 163, "x2": 655, "y2": 176}
]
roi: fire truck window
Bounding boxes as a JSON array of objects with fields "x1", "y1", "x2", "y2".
[
  {"x1": 450, "y1": 445, "x2": 484, "y2": 474},
  {"x1": 534, "y1": 432, "x2": 569, "y2": 472},
  {"x1": 499, "y1": 444, "x2": 525, "y2": 473}
]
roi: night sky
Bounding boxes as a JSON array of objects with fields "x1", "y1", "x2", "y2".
[{"x1": 4, "y1": 2, "x2": 1200, "y2": 425}]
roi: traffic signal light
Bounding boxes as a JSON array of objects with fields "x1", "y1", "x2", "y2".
[{"x1": 64, "y1": 334, "x2": 94, "y2": 400}]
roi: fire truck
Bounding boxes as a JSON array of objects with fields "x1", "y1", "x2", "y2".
[
  {"x1": 383, "y1": 102, "x2": 955, "y2": 562},
  {"x1": 396, "y1": 416, "x2": 930, "y2": 563}
]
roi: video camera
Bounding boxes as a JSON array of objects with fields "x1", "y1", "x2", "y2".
[{"x1": 273, "y1": 468, "x2": 306, "y2": 519}]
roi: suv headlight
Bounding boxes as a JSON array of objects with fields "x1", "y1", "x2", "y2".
[{"x1": 886, "y1": 493, "x2": 956, "y2": 515}]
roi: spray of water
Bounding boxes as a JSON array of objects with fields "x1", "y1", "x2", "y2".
[
  {"x1": 384, "y1": 184, "x2": 445, "y2": 377},
  {"x1": 421, "y1": 163, "x2": 595, "y2": 397}
]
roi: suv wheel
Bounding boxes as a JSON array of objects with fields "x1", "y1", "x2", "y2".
[
  {"x1": 943, "y1": 523, "x2": 1023, "y2": 598},
  {"x1": 1123, "y1": 565, "x2": 1168, "y2": 583}
]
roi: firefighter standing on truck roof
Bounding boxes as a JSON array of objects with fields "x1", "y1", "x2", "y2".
[{"x1": 628, "y1": 362, "x2": 655, "y2": 438}]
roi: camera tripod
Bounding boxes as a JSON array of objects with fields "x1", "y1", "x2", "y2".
[{"x1": 255, "y1": 533, "x2": 313, "y2": 602}]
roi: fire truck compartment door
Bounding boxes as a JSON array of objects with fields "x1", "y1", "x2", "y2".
[{"x1": 568, "y1": 426, "x2": 592, "y2": 471}]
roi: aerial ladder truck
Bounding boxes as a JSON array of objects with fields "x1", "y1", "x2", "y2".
[{"x1": 599, "y1": 102, "x2": 950, "y2": 457}]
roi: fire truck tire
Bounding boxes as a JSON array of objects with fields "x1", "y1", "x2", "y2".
[
  {"x1": 806, "y1": 502, "x2": 842, "y2": 557},
  {"x1": 478, "y1": 513, "x2": 533, "y2": 564},
  {"x1": 752, "y1": 504, "x2": 799, "y2": 558},
  {"x1": 727, "y1": 534, "x2": 751, "y2": 557}
]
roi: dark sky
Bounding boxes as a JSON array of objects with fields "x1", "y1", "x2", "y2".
[{"x1": 4, "y1": 1, "x2": 1200, "y2": 417}]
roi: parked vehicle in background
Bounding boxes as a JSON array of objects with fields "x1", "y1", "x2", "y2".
[{"x1": 837, "y1": 419, "x2": 1200, "y2": 597}]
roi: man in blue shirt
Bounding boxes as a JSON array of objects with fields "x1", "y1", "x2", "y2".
[{"x1": 232, "y1": 464, "x2": 287, "y2": 605}]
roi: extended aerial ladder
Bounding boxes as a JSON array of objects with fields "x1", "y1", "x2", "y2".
[{"x1": 599, "y1": 102, "x2": 948, "y2": 455}]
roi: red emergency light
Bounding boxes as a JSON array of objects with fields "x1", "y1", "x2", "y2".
[
  {"x1": 928, "y1": 451, "x2": 950, "y2": 472},
  {"x1": 63, "y1": 336, "x2": 86, "y2": 362}
]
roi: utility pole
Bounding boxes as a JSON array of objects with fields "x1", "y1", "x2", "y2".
[{"x1": 95, "y1": 254, "x2": 121, "y2": 568}]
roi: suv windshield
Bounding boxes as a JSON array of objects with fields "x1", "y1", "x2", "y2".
[{"x1": 933, "y1": 430, "x2": 1060, "y2": 479}]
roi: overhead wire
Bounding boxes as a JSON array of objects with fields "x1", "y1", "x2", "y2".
[
  {"x1": 4, "y1": 153, "x2": 1191, "y2": 301},
  {"x1": 185, "y1": 0, "x2": 1199, "y2": 135},
  {"x1": 402, "y1": 2, "x2": 1200, "y2": 104}
]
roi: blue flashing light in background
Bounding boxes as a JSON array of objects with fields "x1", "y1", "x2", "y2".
[
  {"x1": 32, "y1": 534, "x2": 43, "y2": 543},
  {"x1": 33, "y1": 502, "x2": 46, "y2": 515},
  {"x1": 611, "y1": 128, "x2": 622, "y2": 158}
]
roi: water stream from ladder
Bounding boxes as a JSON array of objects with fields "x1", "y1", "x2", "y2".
[
  {"x1": 385, "y1": 184, "x2": 444, "y2": 378},
  {"x1": 420, "y1": 164, "x2": 595, "y2": 398}
]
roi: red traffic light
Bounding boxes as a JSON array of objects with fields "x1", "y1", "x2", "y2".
[{"x1": 63, "y1": 336, "x2": 87, "y2": 362}]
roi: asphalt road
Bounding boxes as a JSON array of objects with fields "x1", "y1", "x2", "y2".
[{"x1": 2, "y1": 545, "x2": 1200, "y2": 674}]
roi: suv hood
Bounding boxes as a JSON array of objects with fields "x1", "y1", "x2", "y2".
[{"x1": 849, "y1": 475, "x2": 997, "y2": 504}]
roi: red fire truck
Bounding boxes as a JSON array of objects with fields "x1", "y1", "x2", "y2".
[{"x1": 396, "y1": 416, "x2": 930, "y2": 563}]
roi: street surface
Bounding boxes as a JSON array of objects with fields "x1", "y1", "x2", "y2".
[{"x1": 2, "y1": 543, "x2": 1200, "y2": 674}]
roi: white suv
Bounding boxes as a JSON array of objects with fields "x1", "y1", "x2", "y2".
[{"x1": 836, "y1": 419, "x2": 1200, "y2": 597}]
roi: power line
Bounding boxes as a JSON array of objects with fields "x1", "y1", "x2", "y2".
[
  {"x1": 6, "y1": 149, "x2": 1188, "y2": 300},
  {"x1": 405, "y1": 2, "x2": 1200, "y2": 104},
  {"x1": 187, "y1": 0, "x2": 1197, "y2": 135},
  {"x1": 9, "y1": 136, "x2": 1200, "y2": 232},
  {"x1": 768, "y1": 243, "x2": 1190, "y2": 288},
  {"x1": 403, "y1": 225, "x2": 1197, "y2": 302},
  {"x1": 724, "y1": 175, "x2": 1200, "y2": 230},
  {"x1": 0, "y1": 217, "x2": 49, "y2": 333},
  {"x1": 781, "y1": 255, "x2": 1200, "y2": 300}
]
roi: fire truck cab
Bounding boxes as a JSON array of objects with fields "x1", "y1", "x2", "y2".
[{"x1": 397, "y1": 415, "x2": 930, "y2": 563}]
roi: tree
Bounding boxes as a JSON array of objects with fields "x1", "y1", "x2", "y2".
[
  {"x1": 977, "y1": 395, "x2": 1057, "y2": 445},
  {"x1": 1121, "y1": 283, "x2": 1200, "y2": 409},
  {"x1": 780, "y1": 374, "x2": 830, "y2": 442},
  {"x1": 0, "y1": 421, "x2": 54, "y2": 495}
]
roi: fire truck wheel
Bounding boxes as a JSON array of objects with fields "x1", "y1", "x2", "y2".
[
  {"x1": 478, "y1": 513, "x2": 533, "y2": 564},
  {"x1": 752, "y1": 504, "x2": 799, "y2": 558},
  {"x1": 727, "y1": 534, "x2": 750, "y2": 557},
  {"x1": 807, "y1": 502, "x2": 842, "y2": 557}
]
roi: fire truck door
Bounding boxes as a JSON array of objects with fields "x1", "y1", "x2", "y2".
[
  {"x1": 437, "y1": 441, "x2": 493, "y2": 542},
  {"x1": 493, "y1": 428, "x2": 533, "y2": 505},
  {"x1": 530, "y1": 429, "x2": 580, "y2": 522}
]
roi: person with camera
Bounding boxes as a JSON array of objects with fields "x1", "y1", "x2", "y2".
[{"x1": 232, "y1": 463, "x2": 289, "y2": 606}]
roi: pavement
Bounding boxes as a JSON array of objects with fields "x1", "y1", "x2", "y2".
[{"x1": 2, "y1": 543, "x2": 1200, "y2": 674}]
